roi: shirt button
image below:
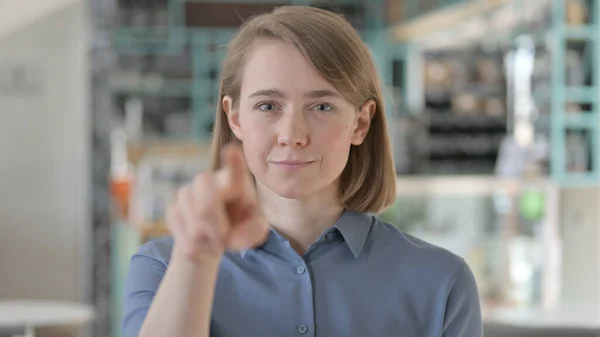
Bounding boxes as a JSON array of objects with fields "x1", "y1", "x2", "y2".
[
  {"x1": 325, "y1": 232, "x2": 336, "y2": 241},
  {"x1": 296, "y1": 265, "x2": 306, "y2": 275},
  {"x1": 297, "y1": 324, "x2": 308, "y2": 334}
]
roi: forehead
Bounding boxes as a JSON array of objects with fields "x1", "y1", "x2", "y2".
[{"x1": 240, "y1": 39, "x2": 338, "y2": 97}]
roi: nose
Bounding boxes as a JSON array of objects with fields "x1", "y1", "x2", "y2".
[{"x1": 277, "y1": 109, "x2": 308, "y2": 148}]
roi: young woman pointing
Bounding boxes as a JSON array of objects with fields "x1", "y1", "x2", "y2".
[{"x1": 122, "y1": 6, "x2": 484, "y2": 337}]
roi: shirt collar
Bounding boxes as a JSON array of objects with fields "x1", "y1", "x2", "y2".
[
  {"x1": 333, "y1": 210, "x2": 373, "y2": 258},
  {"x1": 239, "y1": 210, "x2": 373, "y2": 259},
  {"x1": 239, "y1": 229, "x2": 286, "y2": 258}
]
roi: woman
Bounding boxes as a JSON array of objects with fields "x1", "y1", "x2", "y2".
[{"x1": 123, "y1": 6, "x2": 483, "y2": 337}]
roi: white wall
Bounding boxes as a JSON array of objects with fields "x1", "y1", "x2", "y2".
[
  {"x1": 0, "y1": 0, "x2": 77, "y2": 40},
  {"x1": 559, "y1": 187, "x2": 600, "y2": 308},
  {"x1": 0, "y1": 1, "x2": 90, "y2": 303}
]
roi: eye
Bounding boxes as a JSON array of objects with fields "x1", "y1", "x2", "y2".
[
  {"x1": 312, "y1": 103, "x2": 333, "y2": 112},
  {"x1": 257, "y1": 102, "x2": 278, "y2": 112}
]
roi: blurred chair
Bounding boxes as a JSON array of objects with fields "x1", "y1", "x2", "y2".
[
  {"x1": 485, "y1": 323, "x2": 600, "y2": 337},
  {"x1": 0, "y1": 326, "x2": 79, "y2": 337}
]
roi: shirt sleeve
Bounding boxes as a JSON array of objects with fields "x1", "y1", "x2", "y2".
[
  {"x1": 442, "y1": 260, "x2": 484, "y2": 337},
  {"x1": 121, "y1": 242, "x2": 169, "y2": 337}
]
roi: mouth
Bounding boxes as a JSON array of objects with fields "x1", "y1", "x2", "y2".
[{"x1": 270, "y1": 160, "x2": 315, "y2": 169}]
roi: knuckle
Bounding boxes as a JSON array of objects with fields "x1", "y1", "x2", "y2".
[
  {"x1": 190, "y1": 225, "x2": 208, "y2": 243},
  {"x1": 197, "y1": 197, "x2": 219, "y2": 219},
  {"x1": 176, "y1": 185, "x2": 192, "y2": 204},
  {"x1": 194, "y1": 173, "x2": 217, "y2": 196},
  {"x1": 197, "y1": 203, "x2": 216, "y2": 219},
  {"x1": 193, "y1": 172, "x2": 213, "y2": 190}
]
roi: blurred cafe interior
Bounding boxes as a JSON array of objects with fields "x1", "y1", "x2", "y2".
[{"x1": 1, "y1": 0, "x2": 600, "y2": 336}]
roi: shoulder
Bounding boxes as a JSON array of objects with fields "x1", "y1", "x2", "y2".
[
  {"x1": 367, "y1": 215, "x2": 469, "y2": 282},
  {"x1": 132, "y1": 236, "x2": 175, "y2": 267},
  {"x1": 361, "y1": 214, "x2": 482, "y2": 330}
]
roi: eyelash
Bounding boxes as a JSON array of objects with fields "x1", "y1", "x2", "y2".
[
  {"x1": 255, "y1": 102, "x2": 335, "y2": 112},
  {"x1": 311, "y1": 103, "x2": 334, "y2": 112},
  {"x1": 256, "y1": 102, "x2": 280, "y2": 112}
]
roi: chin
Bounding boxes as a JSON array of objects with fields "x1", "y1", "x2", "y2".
[
  {"x1": 260, "y1": 178, "x2": 321, "y2": 200},
  {"x1": 270, "y1": 184, "x2": 315, "y2": 200},
  {"x1": 254, "y1": 172, "x2": 338, "y2": 201}
]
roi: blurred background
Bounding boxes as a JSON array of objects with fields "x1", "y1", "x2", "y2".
[{"x1": 1, "y1": 0, "x2": 599, "y2": 336}]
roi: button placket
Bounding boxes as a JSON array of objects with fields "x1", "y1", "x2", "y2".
[{"x1": 293, "y1": 260, "x2": 313, "y2": 337}]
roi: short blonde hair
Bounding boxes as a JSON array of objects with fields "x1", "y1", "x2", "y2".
[{"x1": 210, "y1": 6, "x2": 396, "y2": 213}]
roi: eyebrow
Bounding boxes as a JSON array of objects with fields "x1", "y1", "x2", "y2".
[
  {"x1": 248, "y1": 89, "x2": 286, "y2": 99},
  {"x1": 248, "y1": 89, "x2": 341, "y2": 99},
  {"x1": 305, "y1": 90, "x2": 341, "y2": 99}
]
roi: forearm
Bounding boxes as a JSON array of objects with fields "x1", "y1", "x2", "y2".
[{"x1": 139, "y1": 248, "x2": 220, "y2": 337}]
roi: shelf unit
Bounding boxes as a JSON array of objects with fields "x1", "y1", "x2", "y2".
[
  {"x1": 550, "y1": 0, "x2": 600, "y2": 186},
  {"x1": 110, "y1": 0, "x2": 393, "y2": 140},
  {"x1": 388, "y1": 0, "x2": 600, "y2": 184}
]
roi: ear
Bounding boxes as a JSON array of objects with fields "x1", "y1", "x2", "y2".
[
  {"x1": 223, "y1": 95, "x2": 242, "y2": 140},
  {"x1": 351, "y1": 99, "x2": 376, "y2": 145}
]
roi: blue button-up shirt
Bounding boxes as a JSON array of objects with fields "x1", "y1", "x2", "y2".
[{"x1": 123, "y1": 210, "x2": 483, "y2": 337}]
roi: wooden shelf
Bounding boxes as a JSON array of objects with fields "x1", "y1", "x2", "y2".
[
  {"x1": 137, "y1": 222, "x2": 171, "y2": 239},
  {"x1": 126, "y1": 139, "x2": 212, "y2": 166},
  {"x1": 390, "y1": 0, "x2": 510, "y2": 41}
]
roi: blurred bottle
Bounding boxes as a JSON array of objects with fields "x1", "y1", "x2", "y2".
[
  {"x1": 110, "y1": 128, "x2": 132, "y2": 220},
  {"x1": 155, "y1": 1, "x2": 169, "y2": 36},
  {"x1": 120, "y1": 0, "x2": 132, "y2": 27},
  {"x1": 125, "y1": 97, "x2": 143, "y2": 140},
  {"x1": 131, "y1": 0, "x2": 148, "y2": 33},
  {"x1": 506, "y1": 235, "x2": 542, "y2": 308}
]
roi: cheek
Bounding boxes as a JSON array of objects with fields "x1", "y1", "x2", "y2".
[
  {"x1": 317, "y1": 123, "x2": 353, "y2": 166},
  {"x1": 240, "y1": 113, "x2": 269, "y2": 142},
  {"x1": 319, "y1": 120, "x2": 353, "y2": 145},
  {"x1": 239, "y1": 116, "x2": 272, "y2": 164}
]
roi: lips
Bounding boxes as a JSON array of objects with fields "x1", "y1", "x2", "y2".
[
  {"x1": 272, "y1": 160, "x2": 313, "y2": 165},
  {"x1": 270, "y1": 160, "x2": 315, "y2": 169}
]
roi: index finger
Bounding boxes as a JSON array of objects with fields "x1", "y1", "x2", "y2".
[{"x1": 216, "y1": 143, "x2": 254, "y2": 202}]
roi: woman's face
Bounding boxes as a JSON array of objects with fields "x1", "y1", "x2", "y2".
[{"x1": 224, "y1": 39, "x2": 374, "y2": 200}]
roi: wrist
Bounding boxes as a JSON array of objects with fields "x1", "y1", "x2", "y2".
[{"x1": 172, "y1": 244, "x2": 222, "y2": 272}]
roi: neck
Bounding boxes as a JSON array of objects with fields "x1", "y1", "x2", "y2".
[{"x1": 257, "y1": 182, "x2": 344, "y2": 255}]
